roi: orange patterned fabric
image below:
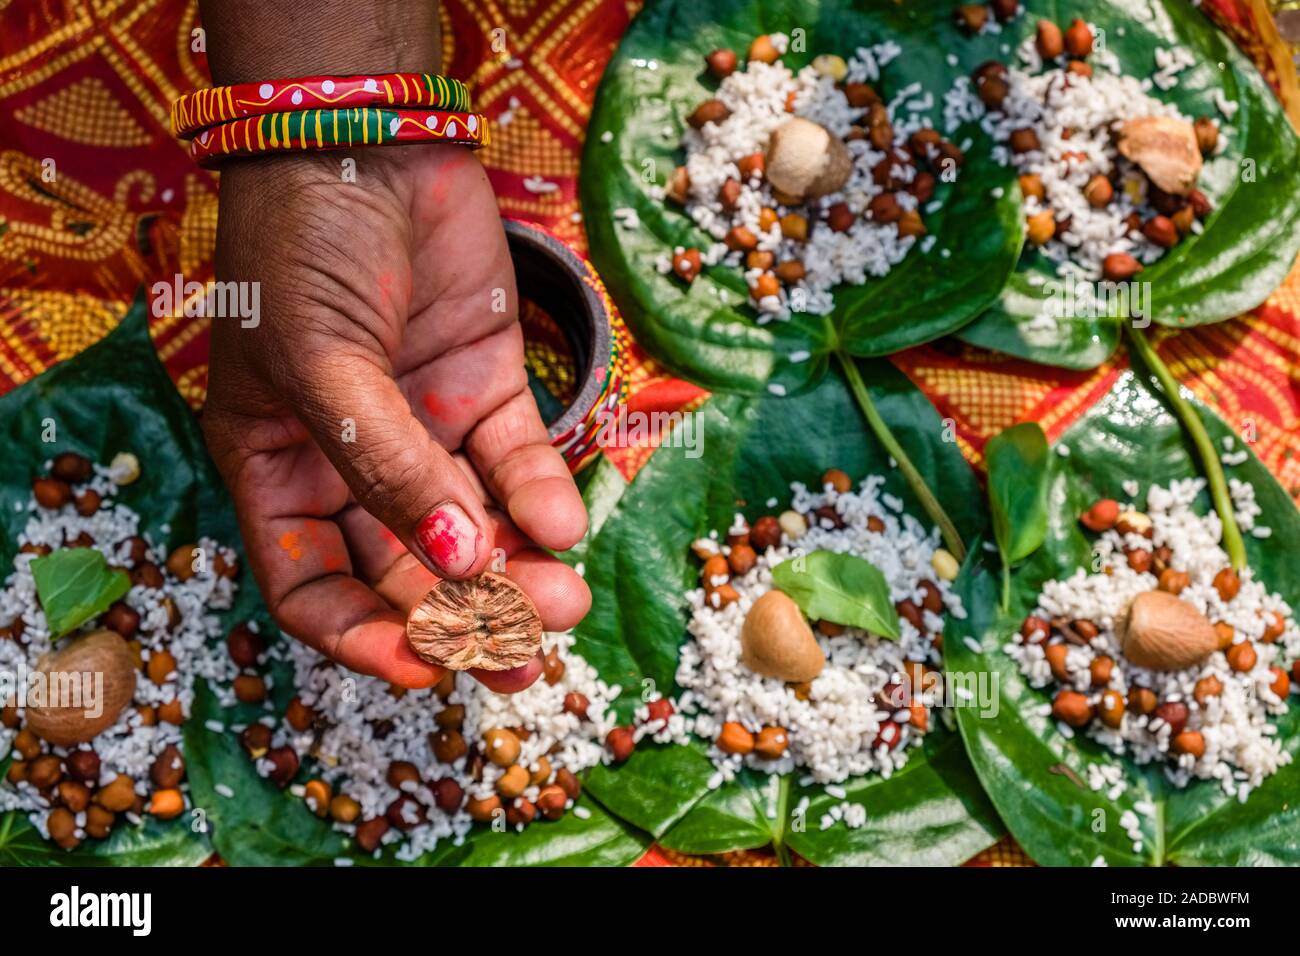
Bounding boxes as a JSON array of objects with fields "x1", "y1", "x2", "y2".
[{"x1": 0, "y1": 0, "x2": 1294, "y2": 869}]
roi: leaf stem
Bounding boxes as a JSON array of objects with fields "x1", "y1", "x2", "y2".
[
  {"x1": 837, "y1": 351, "x2": 966, "y2": 561},
  {"x1": 1124, "y1": 324, "x2": 1246, "y2": 571},
  {"x1": 1000, "y1": 562, "x2": 1011, "y2": 610},
  {"x1": 771, "y1": 775, "x2": 793, "y2": 867}
]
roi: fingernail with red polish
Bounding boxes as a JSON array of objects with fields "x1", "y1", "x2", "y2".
[{"x1": 416, "y1": 503, "x2": 481, "y2": 578}]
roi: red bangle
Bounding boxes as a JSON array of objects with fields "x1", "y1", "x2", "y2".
[
  {"x1": 171, "y1": 72, "x2": 471, "y2": 138},
  {"x1": 188, "y1": 107, "x2": 489, "y2": 167}
]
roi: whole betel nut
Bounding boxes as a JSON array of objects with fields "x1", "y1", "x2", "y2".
[
  {"x1": 1116, "y1": 116, "x2": 1202, "y2": 196},
  {"x1": 1120, "y1": 591, "x2": 1218, "y2": 671},
  {"x1": 739, "y1": 590, "x2": 825, "y2": 683},
  {"x1": 764, "y1": 118, "x2": 852, "y2": 202},
  {"x1": 406, "y1": 572, "x2": 542, "y2": 671},
  {"x1": 26, "y1": 630, "x2": 137, "y2": 746}
]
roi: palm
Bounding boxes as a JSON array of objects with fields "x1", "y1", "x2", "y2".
[{"x1": 205, "y1": 146, "x2": 589, "y2": 689}]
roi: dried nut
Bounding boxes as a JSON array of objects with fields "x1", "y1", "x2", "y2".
[
  {"x1": 931, "y1": 549, "x2": 960, "y2": 581},
  {"x1": 1064, "y1": 19, "x2": 1093, "y2": 58},
  {"x1": 33, "y1": 477, "x2": 73, "y2": 509},
  {"x1": 65, "y1": 749, "x2": 100, "y2": 783},
  {"x1": 48, "y1": 807, "x2": 78, "y2": 848},
  {"x1": 1045, "y1": 643, "x2": 1070, "y2": 682},
  {"x1": 779, "y1": 213, "x2": 809, "y2": 242},
  {"x1": 867, "y1": 192, "x2": 902, "y2": 223},
  {"x1": 387, "y1": 760, "x2": 420, "y2": 789},
  {"x1": 717, "y1": 721, "x2": 755, "y2": 754},
  {"x1": 826, "y1": 202, "x2": 855, "y2": 234},
  {"x1": 330, "y1": 794, "x2": 362, "y2": 823},
  {"x1": 406, "y1": 572, "x2": 543, "y2": 672},
  {"x1": 1021, "y1": 615, "x2": 1050, "y2": 644},
  {"x1": 1171, "y1": 205, "x2": 1195, "y2": 237},
  {"x1": 1142, "y1": 215, "x2": 1178, "y2": 248},
  {"x1": 286, "y1": 696, "x2": 317, "y2": 732},
  {"x1": 466, "y1": 794, "x2": 503, "y2": 823},
  {"x1": 1193, "y1": 675, "x2": 1223, "y2": 705},
  {"x1": 739, "y1": 590, "x2": 825, "y2": 683},
  {"x1": 1262, "y1": 610, "x2": 1286, "y2": 643},
  {"x1": 28, "y1": 754, "x2": 63, "y2": 789},
  {"x1": 1171, "y1": 730, "x2": 1205, "y2": 759},
  {"x1": 665, "y1": 165, "x2": 690, "y2": 205},
  {"x1": 1212, "y1": 568, "x2": 1240, "y2": 602},
  {"x1": 897, "y1": 210, "x2": 926, "y2": 238},
  {"x1": 687, "y1": 99, "x2": 730, "y2": 129},
  {"x1": 354, "y1": 816, "x2": 390, "y2": 852},
  {"x1": 701, "y1": 554, "x2": 730, "y2": 588},
  {"x1": 777, "y1": 510, "x2": 807, "y2": 540},
  {"x1": 1121, "y1": 591, "x2": 1218, "y2": 671},
  {"x1": 977, "y1": 74, "x2": 1009, "y2": 110},
  {"x1": 239, "y1": 723, "x2": 272, "y2": 759},
  {"x1": 563, "y1": 692, "x2": 590, "y2": 720},
  {"x1": 1052, "y1": 689, "x2": 1094, "y2": 728},
  {"x1": 1127, "y1": 550, "x2": 1153, "y2": 573},
  {"x1": 75, "y1": 489, "x2": 101, "y2": 516},
  {"x1": 748, "y1": 250, "x2": 775, "y2": 273},
  {"x1": 748, "y1": 34, "x2": 779, "y2": 64},
  {"x1": 1155, "y1": 700, "x2": 1189, "y2": 735},
  {"x1": 430, "y1": 729, "x2": 467, "y2": 764},
  {"x1": 150, "y1": 744, "x2": 185, "y2": 789},
  {"x1": 1101, "y1": 253, "x2": 1143, "y2": 282},
  {"x1": 764, "y1": 118, "x2": 852, "y2": 202},
  {"x1": 718, "y1": 178, "x2": 742, "y2": 212},
  {"x1": 536, "y1": 784, "x2": 568, "y2": 821},
  {"x1": 495, "y1": 764, "x2": 529, "y2": 799},
  {"x1": 1099, "y1": 689, "x2": 1126, "y2": 729},
  {"x1": 26, "y1": 630, "x2": 137, "y2": 746},
  {"x1": 672, "y1": 248, "x2": 702, "y2": 284},
  {"x1": 1226, "y1": 641, "x2": 1256, "y2": 673},
  {"x1": 158, "y1": 699, "x2": 184, "y2": 725},
  {"x1": 165, "y1": 544, "x2": 196, "y2": 582},
  {"x1": 1116, "y1": 116, "x2": 1202, "y2": 196},
  {"x1": 705, "y1": 582, "x2": 741, "y2": 609},
  {"x1": 818, "y1": 468, "x2": 849, "y2": 493},
  {"x1": 1067, "y1": 60, "x2": 1093, "y2": 78},
  {"x1": 1009, "y1": 127, "x2": 1041, "y2": 153},
  {"x1": 1193, "y1": 116, "x2": 1218, "y2": 155},
  {"x1": 527, "y1": 756, "x2": 552, "y2": 787},
  {"x1": 1116, "y1": 510, "x2": 1153, "y2": 537},
  {"x1": 605, "y1": 726, "x2": 635, "y2": 763},
  {"x1": 954, "y1": 4, "x2": 988, "y2": 33},
  {"x1": 1019, "y1": 173, "x2": 1045, "y2": 200},
  {"x1": 555, "y1": 767, "x2": 582, "y2": 800},
  {"x1": 1158, "y1": 568, "x2": 1191, "y2": 595},
  {"x1": 747, "y1": 517, "x2": 780, "y2": 551},
  {"x1": 1269, "y1": 667, "x2": 1290, "y2": 698},
  {"x1": 144, "y1": 787, "x2": 184, "y2": 820},
  {"x1": 1090, "y1": 655, "x2": 1114, "y2": 688},
  {"x1": 705, "y1": 48, "x2": 738, "y2": 79},
  {"x1": 738, "y1": 153, "x2": 766, "y2": 181},
  {"x1": 96, "y1": 774, "x2": 137, "y2": 813},
  {"x1": 725, "y1": 225, "x2": 759, "y2": 252},
  {"x1": 991, "y1": 0, "x2": 1018, "y2": 20},
  {"x1": 1026, "y1": 210, "x2": 1055, "y2": 246},
  {"x1": 1084, "y1": 175, "x2": 1113, "y2": 208},
  {"x1": 751, "y1": 273, "x2": 780, "y2": 301},
  {"x1": 1079, "y1": 498, "x2": 1120, "y2": 532},
  {"x1": 226, "y1": 624, "x2": 264, "y2": 668},
  {"x1": 1214, "y1": 621, "x2": 1236, "y2": 650},
  {"x1": 754, "y1": 725, "x2": 789, "y2": 759},
  {"x1": 298, "y1": 779, "x2": 330, "y2": 817},
  {"x1": 84, "y1": 804, "x2": 115, "y2": 839},
  {"x1": 774, "y1": 260, "x2": 806, "y2": 284},
  {"x1": 102, "y1": 602, "x2": 140, "y2": 638},
  {"x1": 1128, "y1": 686, "x2": 1158, "y2": 716},
  {"x1": 433, "y1": 704, "x2": 464, "y2": 733},
  {"x1": 266, "y1": 746, "x2": 299, "y2": 788},
  {"x1": 1036, "y1": 19, "x2": 1065, "y2": 59},
  {"x1": 728, "y1": 543, "x2": 757, "y2": 576},
  {"x1": 233, "y1": 673, "x2": 266, "y2": 704}
]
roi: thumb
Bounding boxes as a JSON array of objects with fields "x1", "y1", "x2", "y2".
[{"x1": 279, "y1": 347, "x2": 491, "y2": 580}]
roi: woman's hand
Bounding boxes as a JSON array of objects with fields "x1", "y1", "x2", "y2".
[{"x1": 202, "y1": 145, "x2": 590, "y2": 691}]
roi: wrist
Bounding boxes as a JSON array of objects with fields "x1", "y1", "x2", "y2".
[{"x1": 199, "y1": 0, "x2": 440, "y2": 86}]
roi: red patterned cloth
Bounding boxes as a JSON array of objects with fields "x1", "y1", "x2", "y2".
[{"x1": 1, "y1": 0, "x2": 1297, "y2": 866}]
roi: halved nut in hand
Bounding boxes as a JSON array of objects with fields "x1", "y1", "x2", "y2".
[
  {"x1": 406, "y1": 572, "x2": 542, "y2": 671},
  {"x1": 1120, "y1": 590, "x2": 1217, "y2": 671}
]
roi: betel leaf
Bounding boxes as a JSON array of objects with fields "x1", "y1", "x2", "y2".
[
  {"x1": 581, "y1": 0, "x2": 1022, "y2": 396},
  {"x1": 945, "y1": 369, "x2": 1300, "y2": 865},
  {"x1": 954, "y1": 0, "x2": 1300, "y2": 368},
  {"x1": 772, "y1": 550, "x2": 900, "y2": 638},
  {"x1": 0, "y1": 292, "x2": 267, "y2": 865},
  {"x1": 576, "y1": 359, "x2": 1003, "y2": 864},
  {"x1": 985, "y1": 422, "x2": 1050, "y2": 608},
  {"x1": 30, "y1": 548, "x2": 130, "y2": 639}
]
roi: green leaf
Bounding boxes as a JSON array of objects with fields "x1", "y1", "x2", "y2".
[
  {"x1": 772, "y1": 550, "x2": 900, "y2": 638},
  {"x1": 985, "y1": 422, "x2": 1050, "y2": 569},
  {"x1": 577, "y1": 360, "x2": 1002, "y2": 864},
  {"x1": 945, "y1": 369, "x2": 1300, "y2": 865},
  {"x1": 30, "y1": 548, "x2": 130, "y2": 639},
  {"x1": 581, "y1": 0, "x2": 1023, "y2": 394},
  {"x1": 956, "y1": 0, "x2": 1300, "y2": 368},
  {"x1": 0, "y1": 294, "x2": 247, "y2": 864}
]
